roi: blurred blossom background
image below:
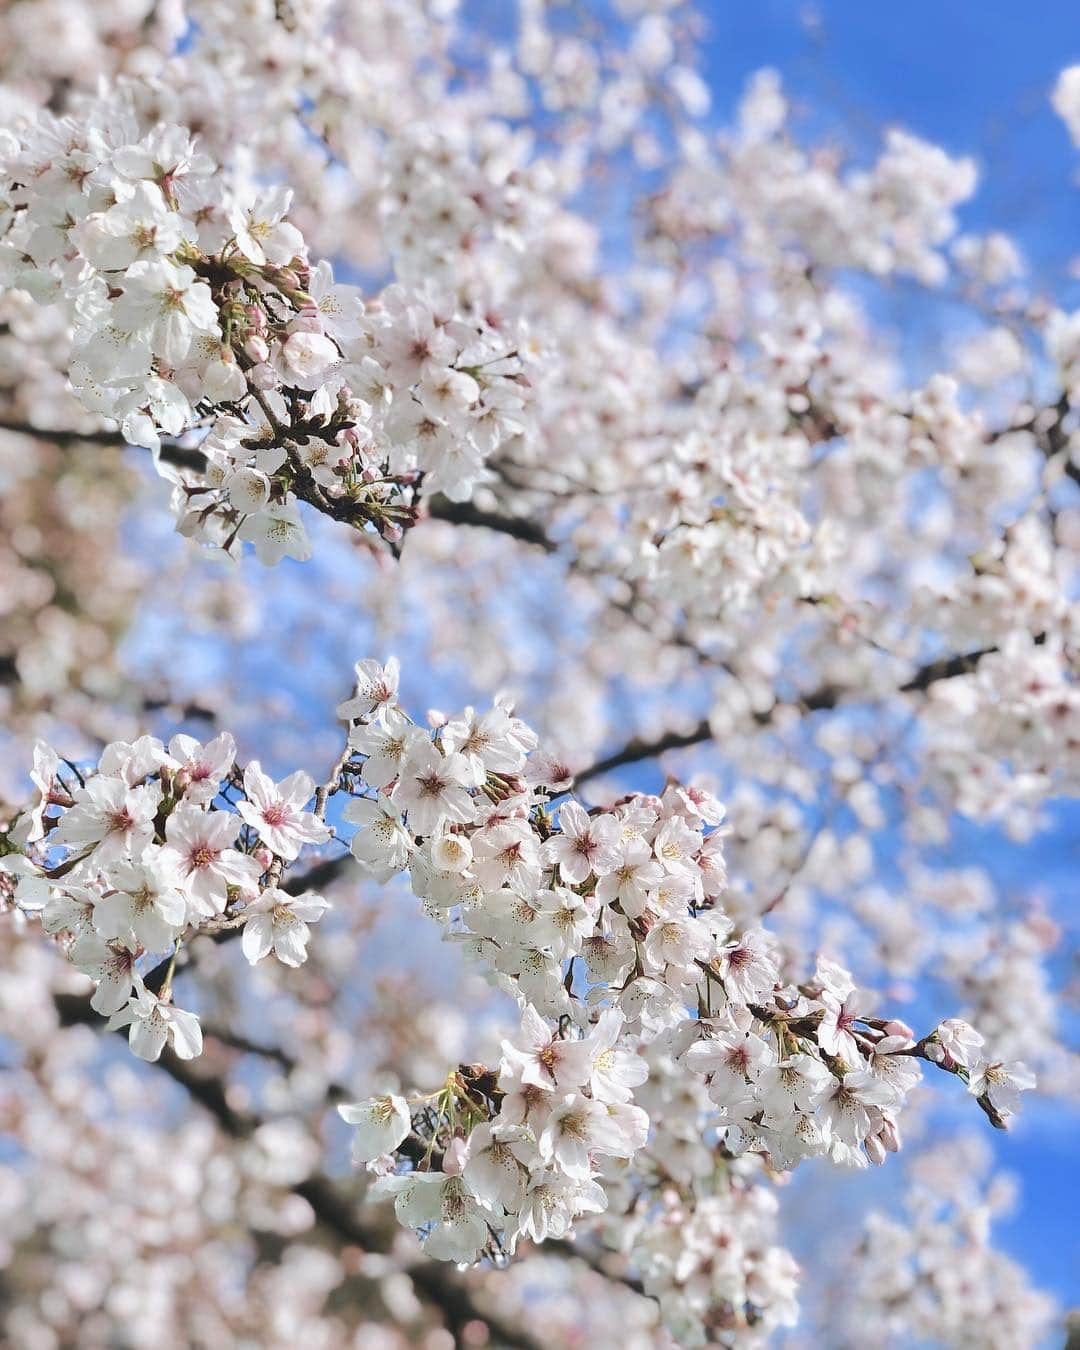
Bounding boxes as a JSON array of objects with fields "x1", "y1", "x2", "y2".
[{"x1": 0, "y1": 1, "x2": 1077, "y2": 1347}]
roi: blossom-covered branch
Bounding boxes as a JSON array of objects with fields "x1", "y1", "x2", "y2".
[{"x1": 4, "y1": 656, "x2": 1035, "y2": 1345}]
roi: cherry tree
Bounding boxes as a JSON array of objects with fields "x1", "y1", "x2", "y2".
[{"x1": 0, "y1": 3, "x2": 1075, "y2": 1347}]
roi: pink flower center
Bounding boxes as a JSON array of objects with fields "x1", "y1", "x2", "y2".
[{"x1": 108, "y1": 808, "x2": 134, "y2": 834}]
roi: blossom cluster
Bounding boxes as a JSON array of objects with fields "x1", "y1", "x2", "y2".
[
  {"x1": 4, "y1": 732, "x2": 331, "y2": 1060},
  {"x1": 322, "y1": 658, "x2": 1032, "y2": 1340},
  {"x1": 0, "y1": 103, "x2": 532, "y2": 562},
  {"x1": 4, "y1": 655, "x2": 1033, "y2": 1343},
  {"x1": 0, "y1": 3, "x2": 1073, "y2": 1345}
]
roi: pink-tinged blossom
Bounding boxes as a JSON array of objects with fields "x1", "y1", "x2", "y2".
[
  {"x1": 51, "y1": 776, "x2": 161, "y2": 866},
  {"x1": 500, "y1": 1005, "x2": 592, "y2": 1092},
  {"x1": 819, "y1": 987, "x2": 876, "y2": 1065},
  {"x1": 237, "y1": 761, "x2": 330, "y2": 860},
  {"x1": 716, "y1": 929, "x2": 780, "y2": 1003},
  {"x1": 337, "y1": 657, "x2": 401, "y2": 722},
  {"x1": 543, "y1": 802, "x2": 620, "y2": 885},
  {"x1": 685, "y1": 1028, "x2": 773, "y2": 1105},
  {"x1": 392, "y1": 741, "x2": 476, "y2": 835},
  {"x1": 470, "y1": 820, "x2": 543, "y2": 892},
  {"x1": 167, "y1": 731, "x2": 236, "y2": 806},
  {"x1": 69, "y1": 936, "x2": 140, "y2": 1015},
  {"x1": 160, "y1": 803, "x2": 261, "y2": 917}
]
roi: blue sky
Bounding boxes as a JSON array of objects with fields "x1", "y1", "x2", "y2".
[{"x1": 701, "y1": 2, "x2": 1080, "y2": 284}]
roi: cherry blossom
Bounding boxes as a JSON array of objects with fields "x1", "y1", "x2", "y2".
[
  {"x1": 0, "y1": 4, "x2": 1073, "y2": 1344},
  {"x1": 236, "y1": 762, "x2": 330, "y2": 861}
]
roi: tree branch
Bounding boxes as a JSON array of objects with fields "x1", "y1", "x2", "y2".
[
  {"x1": 425, "y1": 496, "x2": 557, "y2": 551},
  {"x1": 573, "y1": 635, "x2": 1046, "y2": 786},
  {"x1": 51, "y1": 991, "x2": 549, "y2": 1350}
]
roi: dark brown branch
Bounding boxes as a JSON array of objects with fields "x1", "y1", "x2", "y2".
[
  {"x1": 574, "y1": 635, "x2": 1047, "y2": 786},
  {"x1": 0, "y1": 419, "x2": 560, "y2": 551},
  {"x1": 0, "y1": 419, "x2": 135, "y2": 448},
  {"x1": 425, "y1": 496, "x2": 557, "y2": 551},
  {"x1": 51, "y1": 991, "x2": 547, "y2": 1350}
]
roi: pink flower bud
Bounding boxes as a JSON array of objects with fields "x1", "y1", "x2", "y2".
[
  {"x1": 880, "y1": 1118, "x2": 901, "y2": 1153},
  {"x1": 249, "y1": 361, "x2": 279, "y2": 391},
  {"x1": 864, "y1": 1133, "x2": 886, "y2": 1166},
  {"x1": 442, "y1": 1136, "x2": 467, "y2": 1175},
  {"x1": 254, "y1": 846, "x2": 274, "y2": 871},
  {"x1": 287, "y1": 313, "x2": 324, "y2": 335},
  {"x1": 244, "y1": 335, "x2": 270, "y2": 364},
  {"x1": 884, "y1": 1019, "x2": 915, "y2": 1040}
]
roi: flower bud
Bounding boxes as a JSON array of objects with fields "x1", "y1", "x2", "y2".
[
  {"x1": 442, "y1": 1136, "x2": 467, "y2": 1176},
  {"x1": 287, "y1": 313, "x2": 324, "y2": 335},
  {"x1": 431, "y1": 831, "x2": 473, "y2": 873},
  {"x1": 244, "y1": 335, "x2": 270, "y2": 364},
  {"x1": 864, "y1": 1133, "x2": 886, "y2": 1165},
  {"x1": 249, "y1": 361, "x2": 279, "y2": 391}
]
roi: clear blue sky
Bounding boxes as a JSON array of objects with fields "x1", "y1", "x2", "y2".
[{"x1": 701, "y1": 2, "x2": 1080, "y2": 285}]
